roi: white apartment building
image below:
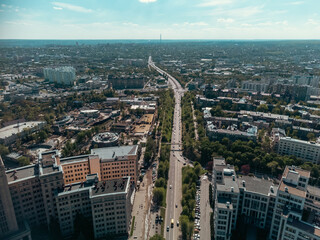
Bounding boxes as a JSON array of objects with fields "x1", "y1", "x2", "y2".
[
  {"x1": 277, "y1": 137, "x2": 320, "y2": 164},
  {"x1": 213, "y1": 159, "x2": 320, "y2": 240},
  {"x1": 43, "y1": 66, "x2": 76, "y2": 85},
  {"x1": 241, "y1": 81, "x2": 269, "y2": 92}
]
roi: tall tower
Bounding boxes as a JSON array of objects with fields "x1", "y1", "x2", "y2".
[
  {"x1": 160, "y1": 34, "x2": 162, "y2": 43},
  {"x1": 0, "y1": 156, "x2": 19, "y2": 237}
]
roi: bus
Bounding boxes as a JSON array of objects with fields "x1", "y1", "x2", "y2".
[{"x1": 171, "y1": 219, "x2": 174, "y2": 228}]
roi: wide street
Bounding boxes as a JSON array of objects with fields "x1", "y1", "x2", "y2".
[{"x1": 148, "y1": 56, "x2": 187, "y2": 240}]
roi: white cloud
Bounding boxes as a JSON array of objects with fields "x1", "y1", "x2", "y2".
[
  {"x1": 198, "y1": 0, "x2": 233, "y2": 7},
  {"x1": 289, "y1": 1, "x2": 304, "y2": 5},
  {"x1": 123, "y1": 22, "x2": 139, "y2": 27},
  {"x1": 210, "y1": 5, "x2": 263, "y2": 18},
  {"x1": 53, "y1": 7, "x2": 63, "y2": 10},
  {"x1": 51, "y1": 2, "x2": 93, "y2": 13},
  {"x1": 173, "y1": 22, "x2": 208, "y2": 27},
  {"x1": 5, "y1": 20, "x2": 32, "y2": 26},
  {"x1": 188, "y1": 22, "x2": 208, "y2": 26},
  {"x1": 217, "y1": 18, "x2": 234, "y2": 23},
  {"x1": 1, "y1": 4, "x2": 13, "y2": 8},
  {"x1": 139, "y1": 0, "x2": 157, "y2": 3},
  {"x1": 306, "y1": 19, "x2": 319, "y2": 25}
]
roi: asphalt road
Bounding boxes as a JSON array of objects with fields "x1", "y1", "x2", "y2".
[{"x1": 148, "y1": 56, "x2": 187, "y2": 240}]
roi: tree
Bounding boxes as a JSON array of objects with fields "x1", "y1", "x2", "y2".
[
  {"x1": 257, "y1": 104, "x2": 269, "y2": 113},
  {"x1": 153, "y1": 187, "x2": 165, "y2": 206},
  {"x1": 150, "y1": 234, "x2": 165, "y2": 240},
  {"x1": 18, "y1": 156, "x2": 30, "y2": 166},
  {"x1": 307, "y1": 132, "x2": 316, "y2": 141},
  {"x1": 209, "y1": 184, "x2": 213, "y2": 208},
  {"x1": 155, "y1": 177, "x2": 166, "y2": 188},
  {"x1": 0, "y1": 144, "x2": 9, "y2": 157},
  {"x1": 241, "y1": 164, "x2": 250, "y2": 175},
  {"x1": 267, "y1": 161, "x2": 279, "y2": 175}
]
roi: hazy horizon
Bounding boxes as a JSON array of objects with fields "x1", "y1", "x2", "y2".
[{"x1": 1, "y1": 0, "x2": 320, "y2": 39}]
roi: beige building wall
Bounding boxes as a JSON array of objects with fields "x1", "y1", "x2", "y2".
[
  {"x1": 100, "y1": 157, "x2": 137, "y2": 184},
  {"x1": 89, "y1": 156, "x2": 101, "y2": 180},
  {"x1": 61, "y1": 161, "x2": 90, "y2": 184}
]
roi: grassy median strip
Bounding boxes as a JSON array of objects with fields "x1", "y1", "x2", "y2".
[{"x1": 130, "y1": 216, "x2": 135, "y2": 236}]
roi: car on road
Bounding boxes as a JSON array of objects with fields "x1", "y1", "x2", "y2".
[
  {"x1": 167, "y1": 226, "x2": 169, "y2": 232},
  {"x1": 177, "y1": 220, "x2": 179, "y2": 226},
  {"x1": 170, "y1": 185, "x2": 172, "y2": 189}
]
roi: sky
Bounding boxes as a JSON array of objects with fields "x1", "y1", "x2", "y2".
[{"x1": 0, "y1": 0, "x2": 320, "y2": 39}]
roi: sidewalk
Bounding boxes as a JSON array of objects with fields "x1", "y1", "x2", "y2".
[{"x1": 129, "y1": 168, "x2": 153, "y2": 240}]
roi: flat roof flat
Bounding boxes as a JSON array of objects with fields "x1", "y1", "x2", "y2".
[
  {"x1": 91, "y1": 177, "x2": 130, "y2": 197},
  {"x1": 6, "y1": 165, "x2": 36, "y2": 183},
  {"x1": 216, "y1": 175, "x2": 240, "y2": 193},
  {"x1": 91, "y1": 145, "x2": 138, "y2": 160},
  {"x1": 60, "y1": 155, "x2": 91, "y2": 165},
  {"x1": 238, "y1": 175, "x2": 277, "y2": 196},
  {"x1": 217, "y1": 197, "x2": 234, "y2": 210},
  {"x1": 288, "y1": 219, "x2": 320, "y2": 237},
  {"x1": 0, "y1": 121, "x2": 45, "y2": 139}
]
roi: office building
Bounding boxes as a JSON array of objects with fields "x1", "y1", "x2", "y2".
[
  {"x1": 59, "y1": 145, "x2": 139, "y2": 186},
  {"x1": 55, "y1": 174, "x2": 133, "y2": 239},
  {"x1": 1, "y1": 147, "x2": 135, "y2": 239}
]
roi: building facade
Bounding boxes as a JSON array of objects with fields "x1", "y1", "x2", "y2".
[
  {"x1": 1, "y1": 146, "x2": 137, "y2": 239},
  {"x1": 212, "y1": 158, "x2": 320, "y2": 240},
  {"x1": 277, "y1": 137, "x2": 320, "y2": 164}
]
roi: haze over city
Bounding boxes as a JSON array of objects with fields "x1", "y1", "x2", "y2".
[{"x1": 1, "y1": 0, "x2": 320, "y2": 39}]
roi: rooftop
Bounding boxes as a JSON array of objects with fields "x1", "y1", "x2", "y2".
[
  {"x1": 216, "y1": 197, "x2": 234, "y2": 210},
  {"x1": 91, "y1": 177, "x2": 130, "y2": 197},
  {"x1": 0, "y1": 121, "x2": 45, "y2": 139},
  {"x1": 307, "y1": 185, "x2": 320, "y2": 198},
  {"x1": 60, "y1": 154, "x2": 91, "y2": 165},
  {"x1": 91, "y1": 145, "x2": 138, "y2": 160},
  {"x1": 288, "y1": 218, "x2": 320, "y2": 237},
  {"x1": 57, "y1": 176, "x2": 130, "y2": 197},
  {"x1": 216, "y1": 167, "x2": 240, "y2": 193},
  {"x1": 280, "y1": 137, "x2": 320, "y2": 147},
  {"x1": 278, "y1": 166, "x2": 310, "y2": 198},
  {"x1": 238, "y1": 175, "x2": 278, "y2": 196},
  {"x1": 6, "y1": 165, "x2": 36, "y2": 183}
]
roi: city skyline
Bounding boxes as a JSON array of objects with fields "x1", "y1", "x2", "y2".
[{"x1": 0, "y1": 0, "x2": 320, "y2": 39}]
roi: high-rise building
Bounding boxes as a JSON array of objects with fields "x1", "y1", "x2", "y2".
[
  {"x1": 1, "y1": 146, "x2": 138, "y2": 239},
  {"x1": 0, "y1": 157, "x2": 31, "y2": 240},
  {"x1": 43, "y1": 66, "x2": 76, "y2": 86},
  {"x1": 59, "y1": 145, "x2": 140, "y2": 186},
  {"x1": 108, "y1": 75, "x2": 146, "y2": 89},
  {"x1": 55, "y1": 174, "x2": 133, "y2": 239},
  {"x1": 212, "y1": 158, "x2": 320, "y2": 240}
]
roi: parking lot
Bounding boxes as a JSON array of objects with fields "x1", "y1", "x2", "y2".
[{"x1": 193, "y1": 175, "x2": 212, "y2": 240}]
